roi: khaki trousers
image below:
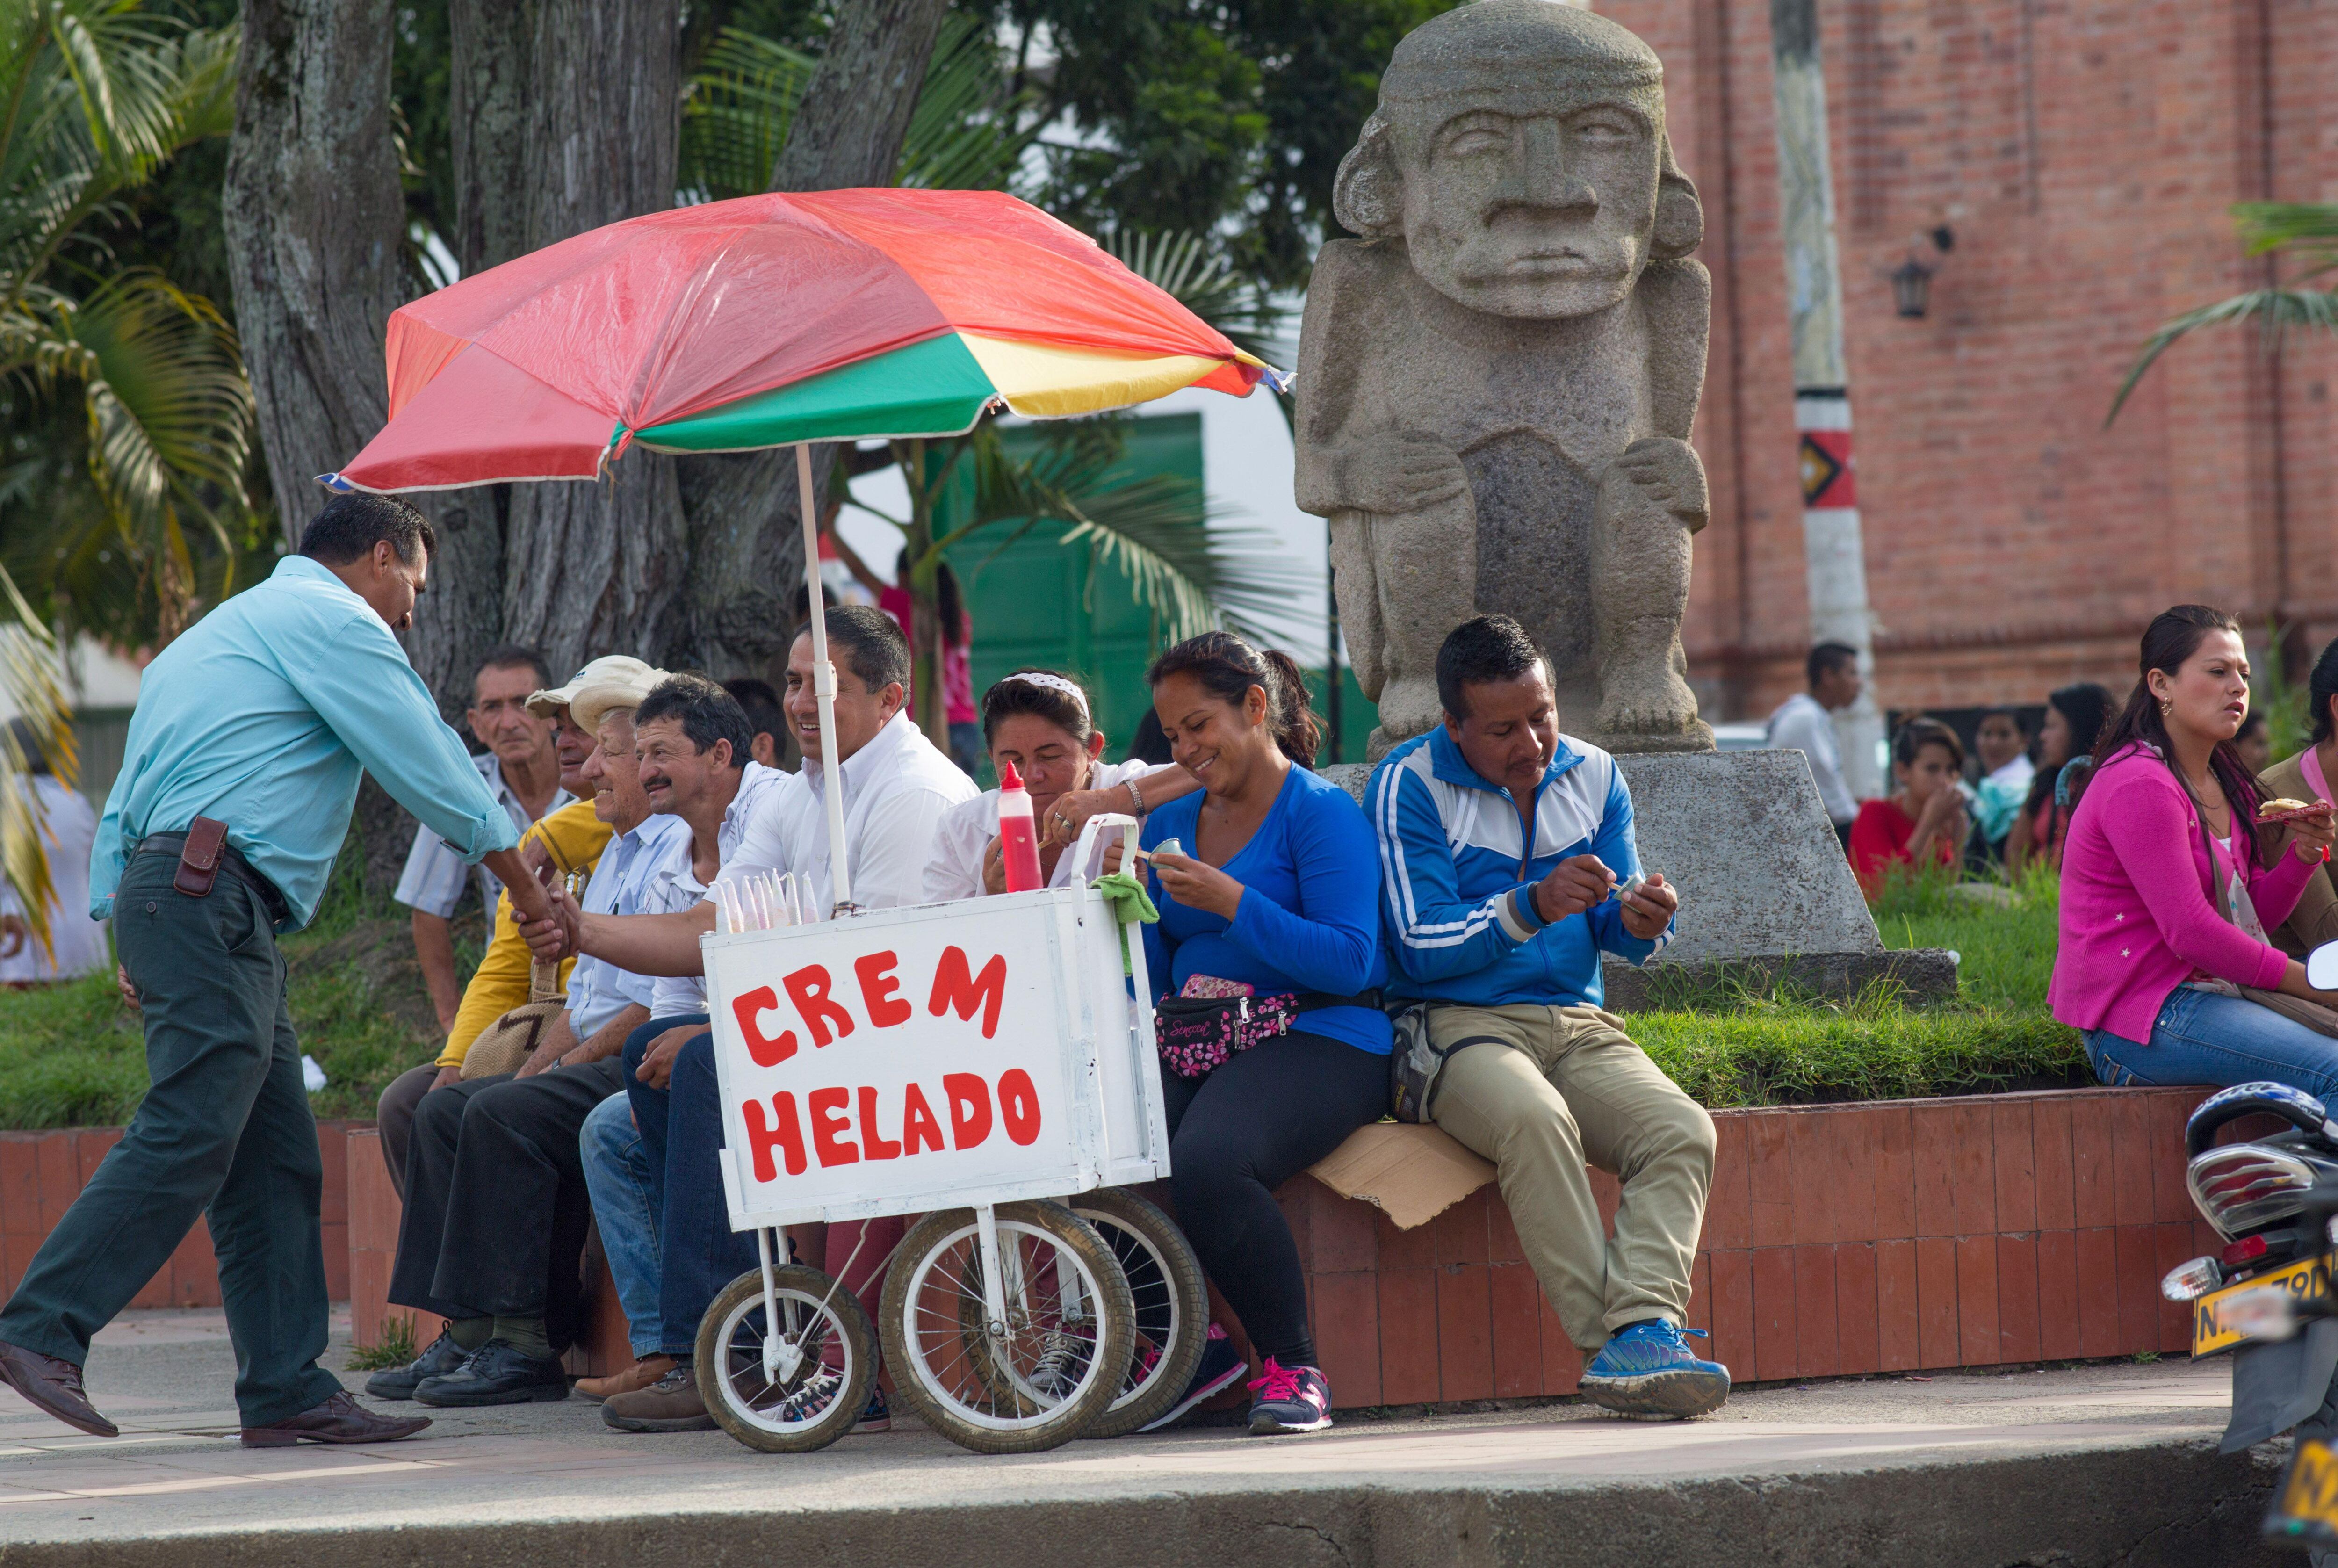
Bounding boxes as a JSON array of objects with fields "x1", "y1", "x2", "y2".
[{"x1": 1427, "y1": 1003, "x2": 1715, "y2": 1352}]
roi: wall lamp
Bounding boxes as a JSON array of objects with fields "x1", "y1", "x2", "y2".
[{"x1": 1892, "y1": 227, "x2": 1956, "y2": 318}]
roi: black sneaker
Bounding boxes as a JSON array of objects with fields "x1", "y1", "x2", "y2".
[
  {"x1": 413, "y1": 1339, "x2": 570, "y2": 1407},
  {"x1": 1136, "y1": 1324, "x2": 1248, "y2": 1433},
  {"x1": 364, "y1": 1329, "x2": 469, "y2": 1402}
]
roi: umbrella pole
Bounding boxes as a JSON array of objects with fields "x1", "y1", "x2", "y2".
[{"x1": 796, "y1": 441, "x2": 855, "y2": 914}]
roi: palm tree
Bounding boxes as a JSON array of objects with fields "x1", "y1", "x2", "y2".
[
  {"x1": 0, "y1": 1, "x2": 249, "y2": 948},
  {"x1": 2107, "y1": 202, "x2": 2338, "y2": 422},
  {"x1": 687, "y1": 13, "x2": 1304, "y2": 740}
]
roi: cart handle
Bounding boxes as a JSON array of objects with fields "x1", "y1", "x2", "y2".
[{"x1": 1070, "y1": 812, "x2": 1140, "y2": 884}]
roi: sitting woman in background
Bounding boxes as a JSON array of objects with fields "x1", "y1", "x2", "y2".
[
  {"x1": 2262, "y1": 638, "x2": 2338, "y2": 956},
  {"x1": 920, "y1": 669, "x2": 1197, "y2": 901},
  {"x1": 1140, "y1": 632, "x2": 1388, "y2": 1438},
  {"x1": 2006, "y1": 682, "x2": 2114, "y2": 875},
  {"x1": 1847, "y1": 718, "x2": 1969, "y2": 893},
  {"x1": 1968, "y1": 707, "x2": 2035, "y2": 866},
  {"x1": 2050, "y1": 606, "x2": 2338, "y2": 1099}
]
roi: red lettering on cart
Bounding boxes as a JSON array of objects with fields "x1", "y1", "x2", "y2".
[
  {"x1": 808, "y1": 1086, "x2": 858, "y2": 1166},
  {"x1": 858, "y1": 1085, "x2": 903, "y2": 1160},
  {"x1": 743, "y1": 1092, "x2": 806, "y2": 1181},
  {"x1": 731, "y1": 986, "x2": 798, "y2": 1067},
  {"x1": 902, "y1": 1083, "x2": 945, "y2": 1155},
  {"x1": 943, "y1": 1072, "x2": 993, "y2": 1149},
  {"x1": 784, "y1": 964, "x2": 856, "y2": 1047},
  {"x1": 997, "y1": 1069, "x2": 1042, "y2": 1146},
  {"x1": 928, "y1": 946, "x2": 1005, "y2": 1039},
  {"x1": 854, "y1": 951, "x2": 913, "y2": 1028}
]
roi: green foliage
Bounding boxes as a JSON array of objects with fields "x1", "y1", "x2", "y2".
[
  {"x1": 0, "y1": 841, "x2": 439, "y2": 1131},
  {"x1": 2109, "y1": 201, "x2": 2338, "y2": 425},
  {"x1": 998, "y1": 0, "x2": 1467, "y2": 292},
  {"x1": 2251, "y1": 618, "x2": 2316, "y2": 761},
  {"x1": 0, "y1": 0, "x2": 258, "y2": 649},
  {"x1": 346, "y1": 1314, "x2": 418, "y2": 1372},
  {"x1": 681, "y1": 11, "x2": 1040, "y2": 201},
  {"x1": 1626, "y1": 866, "x2": 2086, "y2": 1110}
]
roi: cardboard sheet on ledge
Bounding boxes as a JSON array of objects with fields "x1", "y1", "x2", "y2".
[{"x1": 1307, "y1": 1121, "x2": 1495, "y2": 1231}]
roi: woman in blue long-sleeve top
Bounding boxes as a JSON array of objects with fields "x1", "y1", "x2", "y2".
[{"x1": 1139, "y1": 633, "x2": 1390, "y2": 1437}]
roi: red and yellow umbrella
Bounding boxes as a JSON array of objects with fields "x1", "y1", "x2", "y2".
[
  {"x1": 328, "y1": 187, "x2": 1277, "y2": 494},
  {"x1": 332, "y1": 186, "x2": 1278, "y2": 910}
]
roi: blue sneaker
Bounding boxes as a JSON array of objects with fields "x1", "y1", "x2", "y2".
[
  {"x1": 1580, "y1": 1319, "x2": 1730, "y2": 1418},
  {"x1": 855, "y1": 1385, "x2": 891, "y2": 1433},
  {"x1": 1246, "y1": 1358, "x2": 1332, "y2": 1436},
  {"x1": 1137, "y1": 1323, "x2": 1248, "y2": 1433}
]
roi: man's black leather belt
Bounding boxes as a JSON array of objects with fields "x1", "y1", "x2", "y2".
[{"x1": 135, "y1": 833, "x2": 290, "y2": 925}]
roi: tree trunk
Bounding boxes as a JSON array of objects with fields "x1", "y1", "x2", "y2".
[
  {"x1": 224, "y1": 0, "x2": 448, "y2": 888},
  {"x1": 490, "y1": 0, "x2": 692, "y2": 682},
  {"x1": 221, "y1": 0, "x2": 408, "y2": 551},
  {"x1": 680, "y1": 0, "x2": 952, "y2": 679}
]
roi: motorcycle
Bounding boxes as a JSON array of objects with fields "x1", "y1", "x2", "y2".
[{"x1": 2162, "y1": 1081, "x2": 2338, "y2": 1558}]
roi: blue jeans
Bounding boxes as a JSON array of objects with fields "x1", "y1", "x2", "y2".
[
  {"x1": 580, "y1": 1090, "x2": 662, "y2": 1358},
  {"x1": 621, "y1": 1014, "x2": 757, "y2": 1358},
  {"x1": 2085, "y1": 986, "x2": 2338, "y2": 1104}
]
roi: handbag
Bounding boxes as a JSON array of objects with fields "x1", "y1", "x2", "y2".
[
  {"x1": 1387, "y1": 1004, "x2": 1512, "y2": 1123},
  {"x1": 459, "y1": 956, "x2": 569, "y2": 1079},
  {"x1": 1154, "y1": 975, "x2": 1381, "y2": 1079}
]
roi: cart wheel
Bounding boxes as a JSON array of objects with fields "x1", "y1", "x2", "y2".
[
  {"x1": 880, "y1": 1200, "x2": 1133, "y2": 1454},
  {"x1": 696, "y1": 1263, "x2": 877, "y2": 1453},
  {"x1": 1068, "y1": 1188, "x2": 1208, "y2": 1438}
]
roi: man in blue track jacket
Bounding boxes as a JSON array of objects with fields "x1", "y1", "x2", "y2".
[{"x1": 1370, "y1": 614, "x2": 1727, "y2": 1418}]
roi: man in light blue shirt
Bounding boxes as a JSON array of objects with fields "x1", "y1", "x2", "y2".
[{"x1": 0, "y1": 494, "x2": 555, "y2": 1449}]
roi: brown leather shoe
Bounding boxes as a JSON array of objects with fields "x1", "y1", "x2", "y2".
[
  {"x1": 0, "y1": 1339, "x2": 116, "y2": 1438},
  {"x1": 240, "y1": 1390, "x2": 432, "y2": 1448},
  {"x1": 575, "y1": 1354, "x2": 674, "y2": 1403},
  {"x1": 601, "y1": 1362, "x2": 714, "y2": 1431}
]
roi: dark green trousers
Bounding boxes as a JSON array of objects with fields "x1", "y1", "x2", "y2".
[{"x1": 0, "y1": 848, "x2": 340, "y2": 1426}]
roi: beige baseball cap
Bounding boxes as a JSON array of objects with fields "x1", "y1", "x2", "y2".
[
  {"x1": 571, "y1": 665, "x2": 671, "y2": 733},
  {"x1": 526, "y1": 655, "x2": 658, "y2": 717}
]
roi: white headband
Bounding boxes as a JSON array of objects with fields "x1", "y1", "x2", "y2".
[{"x1": 996, "y1": 672, "x2": 1089, "y2": 716}]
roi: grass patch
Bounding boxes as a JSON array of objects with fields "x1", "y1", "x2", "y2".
[
  {"x1": 1622, "y1": 861, "x2": 2087, "y2": 1109},
  {"x1": 0, "y1": 835, "x2": 454, "y2": 1131},
  {"x1": 345, "y1": 1315, "x2": 419, "y2": 1373}
]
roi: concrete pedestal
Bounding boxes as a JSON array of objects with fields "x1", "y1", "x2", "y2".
[{"x1": 1323, "y1": 749, "x2": 1955, "y2": 1005}]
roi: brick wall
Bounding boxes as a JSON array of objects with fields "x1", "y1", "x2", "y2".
[
  {"x1": 1594, "y1": 0, "x2": 2338, "y2": 721},
  {"x1": 0, "y1": 1122, "x2": 355, "y2": 1309}
]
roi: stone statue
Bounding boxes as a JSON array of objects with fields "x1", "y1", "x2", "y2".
[{"x1": 1295, "y1": 0, "x2": 1714, "y2": 757}]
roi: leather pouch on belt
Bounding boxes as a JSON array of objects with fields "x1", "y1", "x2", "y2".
[{"x1": 174, "y1": 816, "x2": 228, "y2": 898}]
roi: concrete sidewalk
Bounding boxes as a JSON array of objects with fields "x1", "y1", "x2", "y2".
[{"x1": 0, "y1": 1310, "x2": 2293, "y2": 1566}]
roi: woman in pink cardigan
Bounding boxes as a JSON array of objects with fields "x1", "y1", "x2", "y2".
[{"x1": 2050, "y1": 606, "x2": 2338, "y2": 1097}]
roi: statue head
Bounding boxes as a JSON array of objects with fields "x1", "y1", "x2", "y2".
[{"x1": 1334, "y1": 0, "x2": 1703, "y2": 319}]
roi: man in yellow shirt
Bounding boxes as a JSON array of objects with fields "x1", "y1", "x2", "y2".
[{"x1": 373, "y1": 658, "x2": 655, "y2": 1193}]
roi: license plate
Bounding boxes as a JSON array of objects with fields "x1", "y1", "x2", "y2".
[
  {"x1": 2194, "y1": 1254, "x2": 2334, "y2": 1356},
  {"x1": 2270, "y1": 1434, "x2": 2338, "y2": 1547}
]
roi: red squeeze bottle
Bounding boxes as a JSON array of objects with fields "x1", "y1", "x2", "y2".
[{"x1": 997, "y1": 760, "x2": 1044, "y2": 893}]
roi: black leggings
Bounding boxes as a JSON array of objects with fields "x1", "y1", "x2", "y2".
[{"x1": 1161, "y1": 1030, "x2": 1389, "y2": 1367}]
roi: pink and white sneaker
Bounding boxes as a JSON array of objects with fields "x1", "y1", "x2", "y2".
[{"x1": 1246, "y1": 1358, "x2": 1332, "y2": 1435}]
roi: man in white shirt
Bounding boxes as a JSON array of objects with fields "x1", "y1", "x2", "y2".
[
  {"x1": 370, "y1": 669, "x2": 691, "y2": 1408},
  {"x1": 396, "y1": 646, "x2": 574, "y2": 1033},
  {"x1": 1766, "y1": 642, "x2": 1862, "y2": 845},
  {"x1": 541, "y1": 607, "x2": 974, "y2": 1433}
]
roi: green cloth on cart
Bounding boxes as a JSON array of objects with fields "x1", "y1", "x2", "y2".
[{"x1": 1091, "y1": 869, "x2": 1158, "y2": 974}]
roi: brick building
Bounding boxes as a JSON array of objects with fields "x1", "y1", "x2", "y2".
[{"x1": 1597, "y1": 0, "x2": 2337, "y2": 720}]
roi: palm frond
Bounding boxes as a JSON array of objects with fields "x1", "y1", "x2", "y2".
[
  {"x1": 2234, "y1": 202, "x2": 2338, "y2": 261},
  {"x1": 939, "y1": 419, "x2": 1309, "y2": 646},
  {"x1": 2106, "y1": 285, "x2": 2338, "y2": 425},
  {"x1": 682, "y1": 12, "x2": 1037, "y2": 203},
  {"x1": 0, "y1": 561, "x2": 73, "y2": 960}
]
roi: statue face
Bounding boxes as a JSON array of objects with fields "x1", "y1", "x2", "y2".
[{"x1": 1395, "y1": 95, "x2": 1661, "y2": 319}]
